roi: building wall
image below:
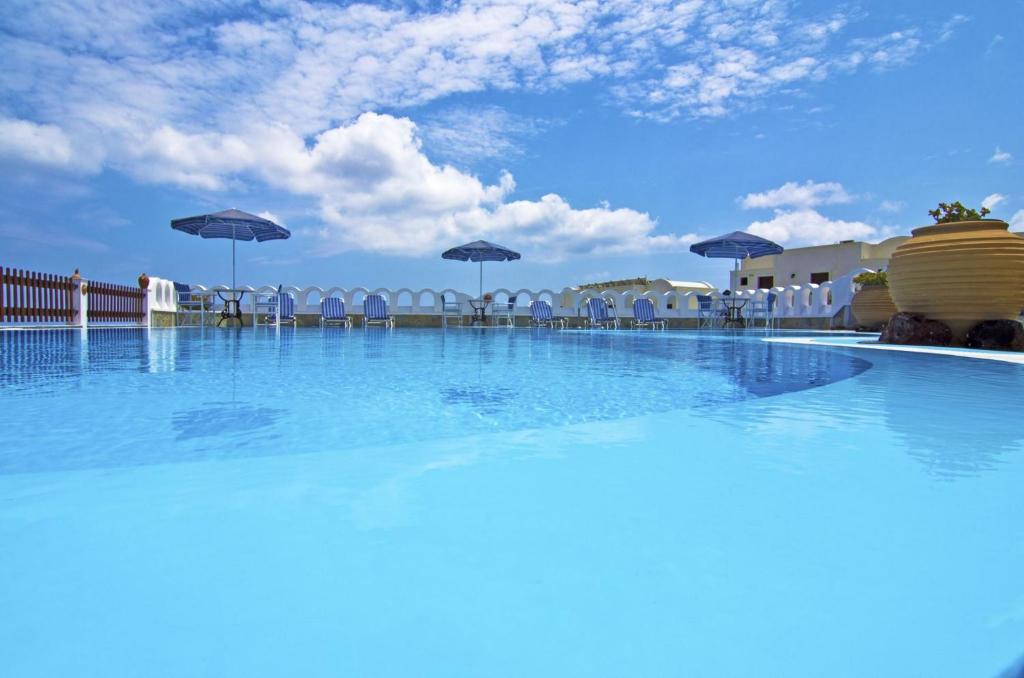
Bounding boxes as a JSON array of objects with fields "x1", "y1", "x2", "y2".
[
  {"x1": 730, "y1": 236, "x2": 909, "y2": 290},
  {"x1": 562, "y1": 277, "x2": 715, "y2": 309}
]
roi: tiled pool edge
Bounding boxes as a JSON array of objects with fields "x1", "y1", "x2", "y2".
[{"x1": 763, "y1": 335, "x2": 1024, "y2": 364}]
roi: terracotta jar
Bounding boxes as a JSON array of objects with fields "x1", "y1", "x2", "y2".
[
  {"x1": 138, "y1": 273, "x2": 150, "y2": 289},
  {"x1": 887, "y1": 220, "x2": 1024, "y2": 343},
  {"x1": 851, "y1": 285, "x2": 896, "y2": 328}
]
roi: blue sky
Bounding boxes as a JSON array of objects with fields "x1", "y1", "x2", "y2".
[{"x1": 1, "y1": 0, "x2": 1021, "y2": 293}]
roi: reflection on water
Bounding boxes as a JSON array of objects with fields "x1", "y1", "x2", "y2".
[
  {"x1": 440, "y1": 386, "x2": 517, "y2": 416},
  {"x1": 171, "y1": 401, "x2": 287, "y2": 441},
  {"x1": 872, "y1": 352, "x2": 1024, "y2": 478},
  {"x1": 2, "y1": 328, "x2": 1021, "y2": 479}
]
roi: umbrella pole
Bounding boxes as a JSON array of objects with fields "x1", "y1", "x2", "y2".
[
  {"x1": 479, "y1": 260, "x2": 483, "y2": 298},
  {"x1": 232, "y1": 224, "x2": 236, "y2": 290}
]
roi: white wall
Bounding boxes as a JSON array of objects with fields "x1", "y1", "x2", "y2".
[{"x1": 730, "y1": 237, "x2": 908, "y2": 290}]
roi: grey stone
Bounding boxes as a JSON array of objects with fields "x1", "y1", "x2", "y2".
[
  {"x1": 880, "y1": 312, "x2": 953, "y2": 346},
  {"x1": 965, "y1": 319, "x2": 1024, "y2": 351}
]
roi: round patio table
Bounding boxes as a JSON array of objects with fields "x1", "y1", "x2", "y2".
[
  {"x1": 718, "y1": 296, "x2": 748, "y2": 328},
  {"x1": 215, "y1": 289, "x2": 247, "y2": 326},
  {"x1": 467, "y1": 299, "x2": 490, "y2": 325}
]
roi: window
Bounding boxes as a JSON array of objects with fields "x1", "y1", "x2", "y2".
[
  {"x1": 810, "y1": 272, "x2": 830, "y2": 284},
  {"x1": 757, "y1": 276, "x2": 774, "y2": 289},
  {"x1": 739, "y1": 276, "x2": 749, "y2": 286}
]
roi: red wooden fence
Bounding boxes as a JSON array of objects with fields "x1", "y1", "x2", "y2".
[
  {"x1": 0, "y1": 266, "x2": 75, "y2": 323},
  {"x1": 87, "y1": 280, "x2": 145, "y2": 323}
]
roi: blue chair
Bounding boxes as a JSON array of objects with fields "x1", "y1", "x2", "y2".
[
  {"x1": 632, "y1": 297, "x2": 666, "y2": 330},
  {"x1": 363, "y1": 293, "x2": 394, "y2": 328},
  {"x1": 266, "y1": 292, "x2": 296, "y2": 325},
  {"x1": 174, "y1": 282, "x2": 206, "y2": 326},
  {"x1": 529, "y1": 300, "x2": 565, "y2": 328},
  {"x1": 321, "y1": 297, "x2": 351, "y2": 328},
  {"x1": 491, "y1": 295, "x2": 517, "y2": 327},
  {"x1": 696, "y1": 294, "x2": 723, "y2": 329},
  {"x1": 585, "y1": 297, "x2": 619, "y2": 329},
  {"x1": 747, "y1": 292, "x2": 778, "y2": 329},
  {"x1": 441, "y1": 293, "x2": 463, "y2": 327}
]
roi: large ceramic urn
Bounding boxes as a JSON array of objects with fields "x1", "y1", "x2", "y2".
[
  {"x1": 887, "y1": 220, "x2": 1024, "y2": 343},
  {"x1": 851, "y1": 285, "x2": 896, "y2": 328}
]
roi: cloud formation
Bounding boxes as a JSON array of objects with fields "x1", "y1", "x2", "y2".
[
  {"x1": 990, "y1": 147, "x2": 1013, "y2": 164},
  {"x1": 1010, "y1": 210, "x2": 1024, "y2": 230},
  {"x1": 0, "y1": 1, "x2": 947, "y2": 258},
  {"x1": 981, "y1": 193, "x2": 1006, "y2": 211},
  {"x1": 740, "y1": 180, "x2": 889, "y2": 246},
  {"x1": 740, "y1": 180, "x2": 853, "y2": 209}
]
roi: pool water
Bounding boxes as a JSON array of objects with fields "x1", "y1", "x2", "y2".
[{"x1": 1, "y1": 328, "x2": 1022, "y2": 677}]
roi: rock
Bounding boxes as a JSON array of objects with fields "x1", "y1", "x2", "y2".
[
  {"x1": 880, "y1": 312, "x2": 952, "y2": 346},
  {"x1": 965, "y1": 319, "x2": 1024, "y2": 351}
]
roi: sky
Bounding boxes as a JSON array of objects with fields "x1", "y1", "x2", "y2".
[{"x1": 1, "y1": 0, "x2": 1021, "y2": 293}]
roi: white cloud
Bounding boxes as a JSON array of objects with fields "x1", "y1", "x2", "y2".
[
  {"x1": 879, "y1": 199, "x2": 904, "y2": 213},
  {"x1": 125, "y1": 112, "x2": 698, "y2": 261},
  {"x1": 0, "y1": 117, "x2": 82, "y2": 169},
  {"x1": 746, "y1": 209, "x2": 878, "y2": 246},
  {"x1": 990, "y1": 147, "x2": 1013, "y2": 163},
  {"x1": 1010, "y1": 210, "x2": 1024, "y2": 230},
  {"x1": 937, "y1": 15, "x2": 969, "y2": 43},
  {"x1": 0, "y1": 0, "x2": 929, "y2": 138},
  {"x1": 257, "y1": 211, "x2": 284, "y2": 226},
  {"x1": 981, "y1": 193, "x2": 1007, "y2": 211},
  {"x1": 419, "y1": 106, "x2": 549, "y2": 165},
  {"x1": 843, "y1": 30, "x2": 922, "y2": 71},
  {"x1": 740, "y1": 180, "x2": 853, "y2": 210},
  {"x1": 0, "y1": 1, "x2": 934, "y2": 259}
]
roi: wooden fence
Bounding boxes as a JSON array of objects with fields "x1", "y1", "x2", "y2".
[
  {"x1": 87, "y1": 281, "x2": 145, "y2": 324},
  {"x1": 1, "y1": 266, "x2": 75, "y2": 324}
]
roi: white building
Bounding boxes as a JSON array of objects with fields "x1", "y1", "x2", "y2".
[
  {"x1": 564, "y1": 277, "x2": 715, "y2": 309},
  {"x1": 729, "y1": 236, "x2": 909, "y2": 290}
]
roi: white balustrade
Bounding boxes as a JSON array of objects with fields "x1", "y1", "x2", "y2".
[{"x1": 180, "y1": 274, "x2": 876, "y2": 322}]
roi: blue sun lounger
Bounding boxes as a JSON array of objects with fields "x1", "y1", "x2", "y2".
[
  {"x1": 266, "y1": 291, "x2": 296, "y2": 325},
  {"x1": 632, "y1": 297, "x2": 666, "y2": 330},
  {"x1": 321, "y1": 297, "x2": 352, "y2": 328},
  {"x1": 585, "y1": 297, "x2": 619, "y2": 329},
  {"x1": 363, "y1": 293, "x2": 394, "y2": 328},
  {"x1": 529, "y1": 299, "x2": 565, "y2": 328}
]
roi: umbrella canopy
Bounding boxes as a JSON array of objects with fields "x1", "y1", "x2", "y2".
[
  {"x1": 441, "y1": 240, "x2": 521, "y2": 263},
  {"x1": 689, "y1": 231, "x2": 784, "y2": 261},
  {"x1": 171, "y1": 209, "x2": 290, "y2": 289},
  {"x1": 442, "y1": 240, "x2": 521, "y2": 297}
]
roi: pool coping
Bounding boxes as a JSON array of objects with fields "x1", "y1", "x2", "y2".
[{"x1": 763, "y1": 335, "x2": 1024, "y2": 364}]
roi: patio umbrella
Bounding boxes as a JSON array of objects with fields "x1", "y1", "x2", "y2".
[
  {"x1": 689, "y1": 230, "x2": 783, "y2": 270},
  {"x1": 441, "y1": 240, "x2": 521, "y2": 297},
  {"x1": 170, "y1": 208, "x2": 290, "y2": 289}
]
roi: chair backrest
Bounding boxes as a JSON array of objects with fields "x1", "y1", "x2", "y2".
[
  {"x1": 365, "y1": 293, "x2": 388, "y2": 319},
  {"x1": 506, "y1": 295, "x2": 517, "y2": 310},
  {"x1": 530, "y1": 299, "x2": 553, "y2": 321},
  {"x1": 587, "y1": 297, "x2": 609, "y2": 321},
  {"x1": 696, "y1": 294, "x2": 713, "y2": 311},
  {"x1": 173, "y1": 282, "x2": 192, "y2": 303},
  {"x1": 633, "y1": 297, "x2": 656, "y2": 322},
  {"x1": 766, "y1": 292, "x2": 777, "y2": 312},
  {"x1": 321, "y1": 297, "x2": 346, "y2": 319},
  {"x1": 279, "y1": 292, "x2": 295, "y2": 319}
]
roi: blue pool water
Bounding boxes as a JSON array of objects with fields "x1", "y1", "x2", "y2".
[{"x1": 1, "y1": 328, "x2": 1022, "y2": 677}]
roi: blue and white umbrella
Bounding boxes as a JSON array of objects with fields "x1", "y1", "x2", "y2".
[
  {"x1": 171, "y1": 208, "x2": 290, "y2": 289},
  {"x1": 689, "y1": 230, "x2": 783, "y2": 270},
  {"x1": 442, "y1": 240, "x2": 521, "y2": 297}
]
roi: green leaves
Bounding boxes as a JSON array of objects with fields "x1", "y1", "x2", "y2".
[
  {"x1": 928, "y1": 201, "x2": 992, "y2": 224},
  {"x1": 853, "y1": 270, "x2": 888, "y2": 287}
]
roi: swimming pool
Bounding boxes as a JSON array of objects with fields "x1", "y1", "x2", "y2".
[{"x1": 1, "y1": 328, "x2": 1022, "y2": 676}]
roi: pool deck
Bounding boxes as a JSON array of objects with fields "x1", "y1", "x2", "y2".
[{"x1": 764, "y1": 334, "x2": 1024, "y2": 365}]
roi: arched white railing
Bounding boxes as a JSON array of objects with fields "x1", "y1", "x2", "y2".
[{"x1": 181, "y1": 276, "x2": 878, "y2": 320}]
